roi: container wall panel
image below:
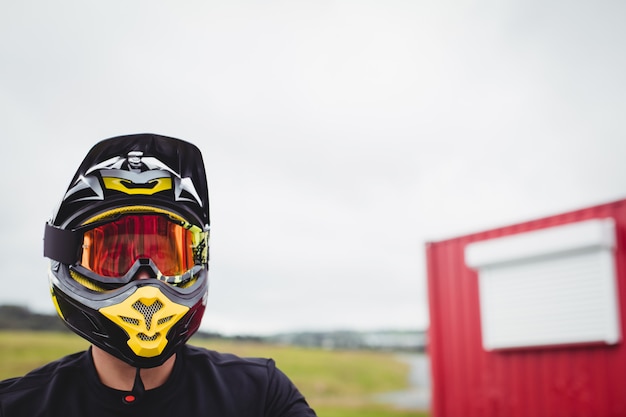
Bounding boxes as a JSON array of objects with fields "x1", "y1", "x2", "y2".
[{"x1": 426, "y1": 199, "x2": 626, "y2": 417}]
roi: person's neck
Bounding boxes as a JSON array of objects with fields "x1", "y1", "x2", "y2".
[{"x1": 91, "y1": 345, "x2": 176, "y2": 391}]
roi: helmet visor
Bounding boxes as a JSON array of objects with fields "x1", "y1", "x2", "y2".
[{"x1": 80, "y1": 214, "x2": 203, "y2": 278}]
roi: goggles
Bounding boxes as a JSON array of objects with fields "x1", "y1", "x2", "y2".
[
  {"x1": 45, "y1": 209, "x2": 208, "y2": 286},
  {"x1": 80, "y1": 214, "x2": 205, "y2": 278}
]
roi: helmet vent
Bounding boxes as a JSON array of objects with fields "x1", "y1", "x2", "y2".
[
  {"x1": 132, "y1": 299, "x2": 164, "y2": 331},
  {"x1": 120, "y1": 316, "x2": 140, "y2": 325},
  {"x1": 158, "y1": 316, "x2": 173, "y2": 325},
  {"x1": 138, "y1": 333, "x2": 160, "y2": 341}
]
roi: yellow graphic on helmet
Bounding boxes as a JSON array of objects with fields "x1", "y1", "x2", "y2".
[
  {"x1": 102, "y1": 177, "x2": 173, "y2": 195},
  {"x1": 100, "y1": 286, "x2": 189, "y2": 357}
]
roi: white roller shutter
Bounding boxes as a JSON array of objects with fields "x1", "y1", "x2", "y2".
[{"x1": 465, "y1": 218, "x2": 621, "y2": 351}]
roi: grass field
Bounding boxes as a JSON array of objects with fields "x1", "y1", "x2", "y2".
[{"x1": 0, "y1": 331, "x2": 428, "y2": 417}]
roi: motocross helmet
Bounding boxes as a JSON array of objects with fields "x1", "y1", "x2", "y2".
[{"x1": 43, "y1": 133, "x2": 210, "y2": 368}]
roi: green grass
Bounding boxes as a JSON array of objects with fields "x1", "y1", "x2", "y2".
[
  {"x1": 0, "y1": 331, "x2": 428, "y2": 417},
  {"x1": 0, "y1": 330, "x2": 90, "y2": 379}
]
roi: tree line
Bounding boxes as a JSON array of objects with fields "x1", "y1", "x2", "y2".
[
  {"x1": 0, "y1": 304, "x2": 425, "y2": 351},
  {"x1": 0, "y1": 305, "x2": 69, "y2": 332}
]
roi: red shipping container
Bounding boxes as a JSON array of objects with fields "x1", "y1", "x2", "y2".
[{"x1": 426, "y1": 198, "x2": 626, "y2": 417}]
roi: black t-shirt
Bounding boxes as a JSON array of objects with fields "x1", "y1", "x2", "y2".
[{"x1": 0, "y1": 344, "x2": 316, "y2": 417}]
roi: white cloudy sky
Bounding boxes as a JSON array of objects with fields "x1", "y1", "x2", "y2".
[{"x1": 1, "y1": 0, "x2": 626, "y2": 335}]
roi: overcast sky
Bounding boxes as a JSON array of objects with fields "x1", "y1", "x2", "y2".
[{"x1": 2, "y1": 0, "x2": 626, "y2": 335}]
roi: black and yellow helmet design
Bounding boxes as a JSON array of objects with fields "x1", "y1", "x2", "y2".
[{"x1": 43, "y1": 134, "x2": 210, "y2": 368}]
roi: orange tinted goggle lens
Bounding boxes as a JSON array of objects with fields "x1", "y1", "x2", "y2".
[{"x1": 80, "y1": 214, "x2": 196, "y2": 278}]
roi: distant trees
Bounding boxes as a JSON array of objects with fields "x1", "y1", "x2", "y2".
[
  {"x1": 267, "y1": 330, "x2": 427, "y2": 352},
  {"x1": 0, "y1": 305, "x2": 69, "y2": 332},
  {"x1": 0, "y1": 304, "x2": 427, "y2": 352}
]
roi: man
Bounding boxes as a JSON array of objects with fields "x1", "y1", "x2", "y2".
[{"x1": 0, "y1": 133, "x2": 316, "y2": 416}]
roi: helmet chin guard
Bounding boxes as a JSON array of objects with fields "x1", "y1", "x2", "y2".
[{"x1": 44, "y1": 134, "x2": 210, "y2": 368}]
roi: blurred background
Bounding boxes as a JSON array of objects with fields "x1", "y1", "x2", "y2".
[{"x1": 1, "y1": 0, "x2": 626, "y2": 339}]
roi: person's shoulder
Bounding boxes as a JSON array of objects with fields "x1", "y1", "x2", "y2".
[{"x1": 0, "y1": 350, "x2": 87, "y2": 396}]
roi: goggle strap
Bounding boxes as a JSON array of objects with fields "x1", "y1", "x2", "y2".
[{"x1": 43, "y1": 223, "x2": 81, "y2": 264}]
